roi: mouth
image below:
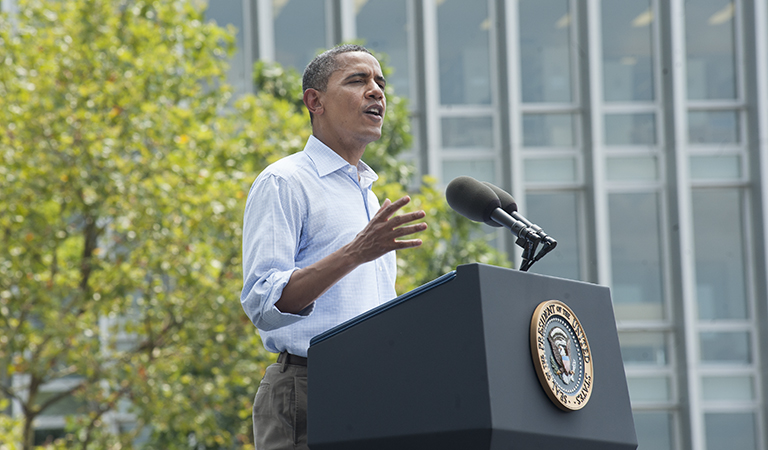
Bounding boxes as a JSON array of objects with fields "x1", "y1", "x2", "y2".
[{"x1": 364, "y1": 104, "x2": 384, "y2": 118}]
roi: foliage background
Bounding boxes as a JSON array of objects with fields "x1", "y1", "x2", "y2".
[{"x1": 0, "y1": 0, "x2": 508, "y2": 448}]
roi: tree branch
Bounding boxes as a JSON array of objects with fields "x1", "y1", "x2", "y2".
[
  {"x1": 135, "y1": 314, "x2": 181, "y2": 355},
  {"x1": 34, "y1": 380, "x2": 86, "y2": 414},
  {"x1": 79, "y1": 385, "x2": 132, "y2": 450},
  {"x1": 0, "y1": 382, "x2": 23, "y2": 404}
]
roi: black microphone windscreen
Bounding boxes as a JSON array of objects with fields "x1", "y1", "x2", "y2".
[
  {"x1": 482, "y1": 182, "x2": 518, "y2": 213},
  {"x1": 445, "y1": 176, "x2": 501, "y2": 224}
]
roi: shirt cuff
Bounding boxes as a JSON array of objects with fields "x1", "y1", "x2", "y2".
[{"x1": 255, "y1": 268, "x2": 315, "y2": 330}]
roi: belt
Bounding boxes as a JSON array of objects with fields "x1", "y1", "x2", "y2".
[{"x1": 278, "y1": 351, "x2": 307, "y2": 366}]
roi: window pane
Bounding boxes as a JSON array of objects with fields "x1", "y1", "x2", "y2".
[
  {"x1": 441, "y1": 117, "x2": 493, "y2": 148},
  {"x1": 523, "y1": 113, "x2": 575, "y2": 147},
  {"x1": 442, "y1": 160, "x2": 495, "y2": 184},
  {"x1": 688, "y1": 110, "x2": 739, "y2": 144},
  {"x1": 702, "y1": 375, "x2": 754, "y2": 401},
  {"x1": 609, "y1": 193, "x2": 665, "y2": 320},
  {"x1": 686, "y1": 0, "x2": 737, "y2": 100},
  {"x1": 206, "y1": 0, "x2": 247, "y2": 94},
  {"x1": 619, "y1": 332, "x2": 668, "y2": 366},
  {"x1": 627, "y1": 376, "x2": 671, "y2": 402},
  {"x1": 607, "y1": 157, "x2": 658, "y2": 181},
  {"x1": 705, "y1": 413, "x2": 757, "y2": 450},
  {"x1": 34, "y1": 429, "x2": 68, "y2": 446},
  {"x1": 524, "y1": 158, "x2": 577, "y2": 183},
  {"x1": 35, "y1": 391, "x2": 88, "y2": 416},
  {"x1": 633, "y1": 412, "x2": 674, "y2": 450},
  {"x1": 689, "y1": 155, "x2": 741, "y2": 180},
  {"x1": 692, "y1": 189, "x2": 747, "y2": 320},
  {"x1": 356, "y1": 0, "x2": 412, "y2": 98},
  {"x1": 700, "y1": 331, "x2": 751, "y2": 364},
  {"x1": 604, "y1": 113, "x2": 656, "y2": 146},
  {"x1": 519, "y1": 0, "x2": 573, "y2": 103},
  {"x1": 524, "y1": 192, "x2": 581, "y2": 280},
  {"x1": 437, "y1": 0, "x2": 491, "y2": 105},
  {"x1": 601, "y1": 0, "x2": 655, "y2": 101},
  {"x1": 274, "y1": 0, "x2": 326, "y2": 71}
]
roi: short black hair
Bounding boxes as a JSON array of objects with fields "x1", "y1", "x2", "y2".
[{"x1": 302, "y1": 44, "x2": 373, "y2": 93}]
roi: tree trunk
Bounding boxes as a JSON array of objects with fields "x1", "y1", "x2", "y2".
[{"x1": 22, "y1": 413, "x2": 34, "y2": 450}]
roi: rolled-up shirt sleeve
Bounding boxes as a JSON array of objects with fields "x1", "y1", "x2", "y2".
[{"x1": 240, "y1": 171, "x2": 314, "y2": 331}]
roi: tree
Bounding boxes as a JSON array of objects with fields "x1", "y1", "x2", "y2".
[{"x1": 0, "y1": 0, "x2": 305, "y2": 448}]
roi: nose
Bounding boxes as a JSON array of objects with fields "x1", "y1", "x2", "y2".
[{"x1": 367, "y1": 81, "x2": 384, "y2": 100}]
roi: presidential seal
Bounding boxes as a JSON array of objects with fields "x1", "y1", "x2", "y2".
[{"x1": 530, "y1": 300, "x2": 594, "y2": 411}]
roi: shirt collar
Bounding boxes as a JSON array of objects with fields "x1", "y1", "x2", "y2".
[
  {"x1": 304, "y1": 135, "x2": 379, "y2": 188},
  {"x1": 356, "y1": 160, "x2": 378, "y2": 190}
]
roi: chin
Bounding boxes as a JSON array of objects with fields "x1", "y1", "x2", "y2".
[{"x1": 364, "y1": 128, "x2": 383, "y2": 141}]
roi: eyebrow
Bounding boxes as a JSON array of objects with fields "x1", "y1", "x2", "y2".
[{"x1": 344, "y1": 72, "x2": 387, "y2": 86}]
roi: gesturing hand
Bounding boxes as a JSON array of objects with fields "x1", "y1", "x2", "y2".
[
  {"x1": 347, "y1": 195, "x2": 427, "y2": 264},
  {"x1": 275, "y1": 195, "x2": 427, "y2": 314}
]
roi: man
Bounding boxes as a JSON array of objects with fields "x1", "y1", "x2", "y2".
[{"x1": 241, "y1": 44, "x2": 428, "y2": 450}]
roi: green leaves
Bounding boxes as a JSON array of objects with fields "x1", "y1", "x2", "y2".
[{"x1": 0, "y1": 0, "x2": 274, "y2": 448}]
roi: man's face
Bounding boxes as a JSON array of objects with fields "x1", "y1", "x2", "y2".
[{"x1": 316, "y1": 51, "x2": 387, "y2": 149}]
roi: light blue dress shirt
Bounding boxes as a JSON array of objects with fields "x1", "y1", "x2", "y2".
[{"x1": 241, "y1": 135, "x2": 397, "y2": 357}]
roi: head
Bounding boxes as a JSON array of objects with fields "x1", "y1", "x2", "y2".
[
  {"x1": 301, "y1": 45, "x2": 386, "y2": 163},
  {"x1": 302, "y1": 44, "x2": 376, "y2": 124}
]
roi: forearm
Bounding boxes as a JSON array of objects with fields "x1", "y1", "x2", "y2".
[{"x1": 275, "y1": 242, "x2": 362, "y2": 314}]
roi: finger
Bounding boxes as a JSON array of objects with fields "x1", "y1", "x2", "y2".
[
  {"x1": 392, "y1": 238, "x2": 423, "y2": 249},
  {"x1": 393, "y1": 222, "x2": 428, "y2": 237},
  {"x1": 389, "y1": 210, "x2": 426, "y2": 227},
  {"x1": 392, "y1": 195, "x2": 411, "y2": 207},
  {"x1": 375, "y1": 195, "x2": 411, "y2": 220}
]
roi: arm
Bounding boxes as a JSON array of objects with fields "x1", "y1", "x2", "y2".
[{"x1": 275, "y1": 195, "x2": 427, "y2": 314}]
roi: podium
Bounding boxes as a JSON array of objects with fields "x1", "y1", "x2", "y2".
[{"x1": 307, "y1": 263, "x2": 637, "y2": 449}]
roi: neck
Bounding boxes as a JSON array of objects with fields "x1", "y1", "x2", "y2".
[{"x1": 311, "y1": 130, "x2": 367, "y2": 167}]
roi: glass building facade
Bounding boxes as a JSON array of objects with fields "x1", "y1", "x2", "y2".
[{"x1": 213, "y1": 1, "x2": 768, "y2": 449}]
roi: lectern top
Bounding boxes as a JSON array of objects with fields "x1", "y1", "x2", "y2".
[{"x1": 309, "y1": 270, "x2": 457, "y2": 347}]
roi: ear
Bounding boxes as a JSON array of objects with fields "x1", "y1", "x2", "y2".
[{"x1": 303, "y1": 89, "x2": 324, "y2": 117}]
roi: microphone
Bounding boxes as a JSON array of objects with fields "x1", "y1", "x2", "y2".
[
  {"x1": 481, "y1": 182, "x2": 558, "y2": 251},
  {"x1": 445, "y1": 176, "x2": 539, "y2": 243}
]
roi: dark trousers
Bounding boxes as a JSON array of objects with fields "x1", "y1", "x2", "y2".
[{"x1": 253, "y1": 354, "x2": 309, "y2": 450}]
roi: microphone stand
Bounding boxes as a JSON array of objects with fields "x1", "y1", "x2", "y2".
[
  {"x1": 532, "y1": 237, "x2": 557, "y2": 263},
  {"x1": 515, "y1": 233, "x2": 557, "y2": 272},
  {"x1": 516, "y1": 235, "x2": 540, "y2": 272}
]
